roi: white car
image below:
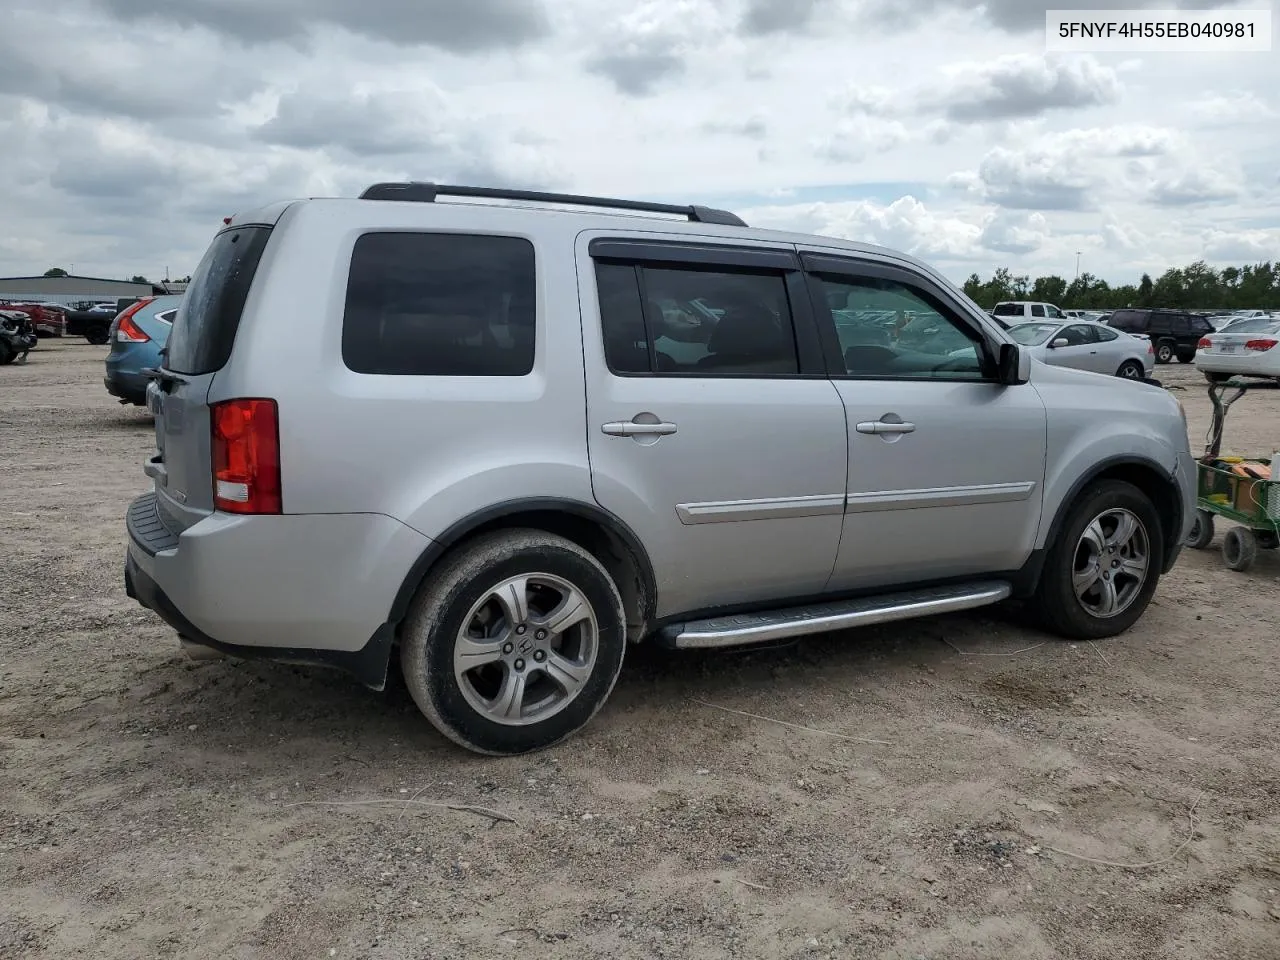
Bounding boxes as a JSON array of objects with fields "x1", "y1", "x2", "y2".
[
  {"x1": 1004, "y1": 320, "x2": 1155, "y2": 379},
  {"x1": 1194, "y1": 318, "x2": 1280, "y2": 382}
]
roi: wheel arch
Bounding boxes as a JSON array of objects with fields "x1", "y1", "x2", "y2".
[
  {"x1": 387, "y1": 498, "x2": 657, "y2": 643},
  {"x1": 1042, "y1": 455, "x2": 1183, "y2": 573}
]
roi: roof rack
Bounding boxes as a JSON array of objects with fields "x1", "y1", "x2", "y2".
[{"x1": 357, "y1": 182, "x2": 748, "y2": 228}]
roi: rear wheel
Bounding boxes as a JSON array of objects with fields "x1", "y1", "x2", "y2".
[
  {"x1": 85, "y1": 328, "x2": 109, "y2": 345},
  {"x1": 1034, "y1": 480, "x2": 1163, "y2": 640},
  {"x1": 1222, "y1": 526, "x2": 1257, "y2": 572},
  {"x1": 1204, "y1": 371, "x2": 1231, "y2": 383},
  {"x1": 1116, "y1": 360, "x2": 1144, "y2": 379},
  {"x1": 1186, "y1": 509, "x2": 1215, "y2": 549},
  {"x1": 1176, "y1": 351, "x2": 1195, "y2": 364},
  {"x1": 0, "y1": 340, "x2": 13, "y2": 366},
  {"x1": 399, "y1": 529, "x2": 627, "y2": 755},
  {"x1": 1155, "y1": 341, "x2": 1175, "y2": 364}
]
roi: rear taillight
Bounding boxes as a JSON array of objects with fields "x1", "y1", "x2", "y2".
[
  {"x1": 211, "y1": 399, "x2": 281, "y2": 515},
  {"x1": 114, "y1": 298, "x2": 155, "y2": 342},
  {"x1": 1148, "y1": 342, "x2": 1155, "y2": 354},
  {"x1": 1245, "y1": 338, "x2": 1277, "y2": 352},
  {"x1": 1197, "y1": 337, "x2": 1212, "y2": 349}
]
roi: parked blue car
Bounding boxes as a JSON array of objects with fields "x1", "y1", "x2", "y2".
[{"x1": 104, "y1": 295, "x2": 184, "y2": 406}]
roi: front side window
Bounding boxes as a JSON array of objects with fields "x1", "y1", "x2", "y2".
[
  {"x1": 342, "y1": 232, "x2": 535, "y2": 376},
  {"x1": 1045, "y1": 305, "x2": 1065, "y2": 319},
  {"x1": 812, "y1": 274, "x2": 987, "y2": 379},
  {"x1": 1060, "y1": 324, "x2": 1097, "y2": 346},
  {"x1": 595, "y1": 262, "x2": 799, "y2": 376}
]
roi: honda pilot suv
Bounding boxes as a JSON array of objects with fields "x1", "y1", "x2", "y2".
[{"x1": 125, "y1": 183, "x2": 1196, "y2": 755}]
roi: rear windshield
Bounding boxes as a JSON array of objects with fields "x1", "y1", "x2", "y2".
[
  {"x1": 992, "y1": 303, "x2": 1020, "y2": 316},
  {"x1": 165, "y1": 226, "x2": 271, "y2": 375},
  {"x1": 1221, "y1": 317, "x2": 1280, "y2": 335}
]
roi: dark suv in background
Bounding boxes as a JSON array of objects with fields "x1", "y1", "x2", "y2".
[{"x1": 1107, "y1": 309, "x2": 1213, "y2": 364}]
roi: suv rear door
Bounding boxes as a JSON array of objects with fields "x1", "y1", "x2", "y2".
[
  {"x1": 578, "y1": 235, "x2": 848, "y2": 618},
  {"x1": 148, "y1": 225, "x2": 272, "y2": 531}
]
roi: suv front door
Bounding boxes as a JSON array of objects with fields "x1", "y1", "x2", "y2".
[
  {"x1": 578, "y1": 236, "x2": 848, "y2": 618},
  {"x1": 801, "y1": 253, "x2": 1048, "y2": 591}
]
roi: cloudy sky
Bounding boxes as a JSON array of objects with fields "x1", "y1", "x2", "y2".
[{"x1": 1, "y1": 0, "x2": 1276, "y2": 285}]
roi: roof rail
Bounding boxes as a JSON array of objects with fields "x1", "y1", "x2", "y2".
[{"x1": 357, "y1": 182, "x2": 748, "y2": 228}]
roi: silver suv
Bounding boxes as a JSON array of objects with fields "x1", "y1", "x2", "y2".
[{"x1": 124, "y1": 183, "x2": 1196, "y2": 755}]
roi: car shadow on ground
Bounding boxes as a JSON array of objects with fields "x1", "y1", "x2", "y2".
[{"x1": 108, "y1": 606, "x2": 1037, "y2": 764}]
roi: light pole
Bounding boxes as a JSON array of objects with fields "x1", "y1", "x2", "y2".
[{"x1": 1075, "y1": 251, "x2": 1082, "y2": 280}]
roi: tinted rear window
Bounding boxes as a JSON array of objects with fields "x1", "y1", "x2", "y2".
[
  {"x1": 342, "y1": 232, "x2": 536, "y2": 376},
  {"x1": 992, "y1": 303, "x2": 1020, "y2": 316},
  {"x1": 165, "y1": 226, "x2": 271, "y2": 375}
]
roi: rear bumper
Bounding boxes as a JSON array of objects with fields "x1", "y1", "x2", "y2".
[
  {"x1": 125, "y1": 492, "x2": 434, "y2": 688},
  {"x1": 104, "y1": 373, "x2": 147, "y2": 405},
  {"x1": 1195, "y1": 353, "x2": 1280, "y2": 377}
]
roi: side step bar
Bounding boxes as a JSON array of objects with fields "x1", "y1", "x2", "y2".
[{"x1": 668, "y1": 581, "x2": 1012, "y2": 650}]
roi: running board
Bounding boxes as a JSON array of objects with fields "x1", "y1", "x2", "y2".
[{"x1": 669, "y1": 581, "x2": 1012, "y2": 650}]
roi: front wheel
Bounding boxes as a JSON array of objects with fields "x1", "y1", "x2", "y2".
[
  {"x1": 1116, "y1": 360, "x2": 1145, "y2": 380},
  {"x1": 1034, "y1": 480, "x2": 1163, "y2": 640},
  {"x1": 0, "y1": 340, "x2": 13, "y2": 366},
  {"x1": 1155, "y1": 341, "x2": 1175, "y2": 364},
  {"x1": 399, "y1": 529, "x2": 627, "y2": 755}
]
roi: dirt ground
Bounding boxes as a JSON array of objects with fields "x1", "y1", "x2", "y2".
[{"x1": 2, "y1": 339, "x2": 1278, "y2": 960}]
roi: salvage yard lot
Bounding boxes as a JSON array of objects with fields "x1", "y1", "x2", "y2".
[{"x1": 2, "y1": 340, "x2": 1279, "y2": 960}]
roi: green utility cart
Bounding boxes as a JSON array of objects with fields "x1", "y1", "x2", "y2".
[{"x1": 1185, "y1": 378, "x2": 1280, "y2": 572}]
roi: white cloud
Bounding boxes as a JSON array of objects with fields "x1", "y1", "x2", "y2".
[{"x1": 0, "y1": 0, "x2": 1275, "y2": 286}]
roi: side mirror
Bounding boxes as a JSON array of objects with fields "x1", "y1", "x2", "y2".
[
  {"x1": 997, "y1": 342, "x2": 1030, "y2": 385},
  {"x1": 1050, "y1": 337, "x2": 1069, "y2": 348}
]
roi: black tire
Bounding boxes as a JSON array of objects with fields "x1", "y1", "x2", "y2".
[
  {"x1": 1155, "y1": 341, "x2": 1175, "y2": 364},
  {"x1": 1222, "y1": 526, "x2": 1257, "y2": 573},
  {"x1": 1204, "y1": 371, "x2": 1231, "y2": 384},
  {"x1": 1176, "y1": 351, "x2": 1195, "y2": 364},
  {"x1": 1034, "y1": 480, "x2": 1164, "y2": 640},
  {"x1": 1115, "y1": 360, "x2": 1144, "y2": 380},
  {"x1": 0, "y1": 341, "x2": 13, "y2": 366},
  {"x1": 399, "y1": 529, "x2": 626, "y2": 755},
  {"x1": 1186, "y1": 509, "x2": 1215, "y2": 549},
  {"x1": 85, "y1": 329, "x2": 109, "y2": 345}
]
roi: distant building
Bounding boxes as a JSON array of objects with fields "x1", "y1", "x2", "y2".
[{"x1": 0, "y1": 275, "x2": 170, "y2": 307}]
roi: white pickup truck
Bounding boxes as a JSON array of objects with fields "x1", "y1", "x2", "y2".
[{"x1": 992, "y1": 301, "x2": 1068, "y2": 321}]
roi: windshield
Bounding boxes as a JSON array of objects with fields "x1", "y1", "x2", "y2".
[{"x1": 1007, "y1": 322, "x2": 1059, "y2": 345}]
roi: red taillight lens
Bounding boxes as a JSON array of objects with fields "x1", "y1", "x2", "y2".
[
  {"x1": 211, "y1": 399, "x2": 281, "y2": 515},
  {"x1": 1197, "y1": 337, "x2": 1212, "y2": 349},
  {"x1": 1148, "y1": 342, "x2": 1154, "y2": 354},
  {"x1": 1245, "y1": 338, "x2": 1277, "y2": 352},
  {"x1": 116, "y1": 314, "x2": 149, "y2": 343},
  {"x1": 113, "y1": 297, "x2": 155, "y2": 342}
]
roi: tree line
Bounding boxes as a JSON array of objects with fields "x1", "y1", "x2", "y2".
[{"x1": 962, "y1": 260, "x2": 1280, "y2": 312}]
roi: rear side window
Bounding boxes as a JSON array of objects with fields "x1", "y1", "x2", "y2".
[
  {"x1": 992, "y1": 303, "x2": 1020, "y2": 316},
  {"x1": 166, "y1": 226, "x2": 271, "y2": 375},
  {"x1": 342, "y1": 232, "x2": 535, "y2": 377},
  {"x1": 1108, "y1": 310, "x2": 1145, "y2": 333},
  {"x1": 595, "y1": 261, "x2": 799, "y2": 376},
  {"x1": 1030, "y1": 304, "x2": 1046, "y2": 317}
]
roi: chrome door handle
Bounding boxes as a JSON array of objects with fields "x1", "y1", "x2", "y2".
[
  {"x1": 856, "y1": 420, "x2": 916, "y2": 435},
  {"x1": 602, "y1": 421, "x2": 677, "y2": 437}
]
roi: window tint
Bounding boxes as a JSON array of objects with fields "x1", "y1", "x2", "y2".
[
  {"x1": 342, "y1": 232, "x2": 535, "y2": 376},
  {"x1": 1169, "y1": 314, "x2": 1191, "y2": 335},
  {"x1": 166, "y1": 226, "x2": 271, "y2": 375},
  {"x1": 1108, "y1": 310, "x2": 1145, "y2": 333},
  {"x1": 1030, "y1": 304, "x2": 1046, "y2": 317},
  {"x1": 813, "y1": 274, "x2": 987, "y2": 379},
  {"x1": 1094, "y1": 325, "x2": 1119, "y2": 342},
  {"x1": 992, "y1": 302, "x2": 1020, "y2": 316},
  {"x1": 1191, "y1": 316, "x2": 1214, "y2": 334},
  {"x1": 595, "y1": 263, "x2": 649, "y2": 374},
  {"x1": 1046, "y1": 305, "x2": 1065, "y2": 319},
  {"x1": 595, "y1": 262, "x2": 799, "y2": 376},
  {"x1": 1060, "y1": 324, "x2": 1096, "y2": 346}
]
